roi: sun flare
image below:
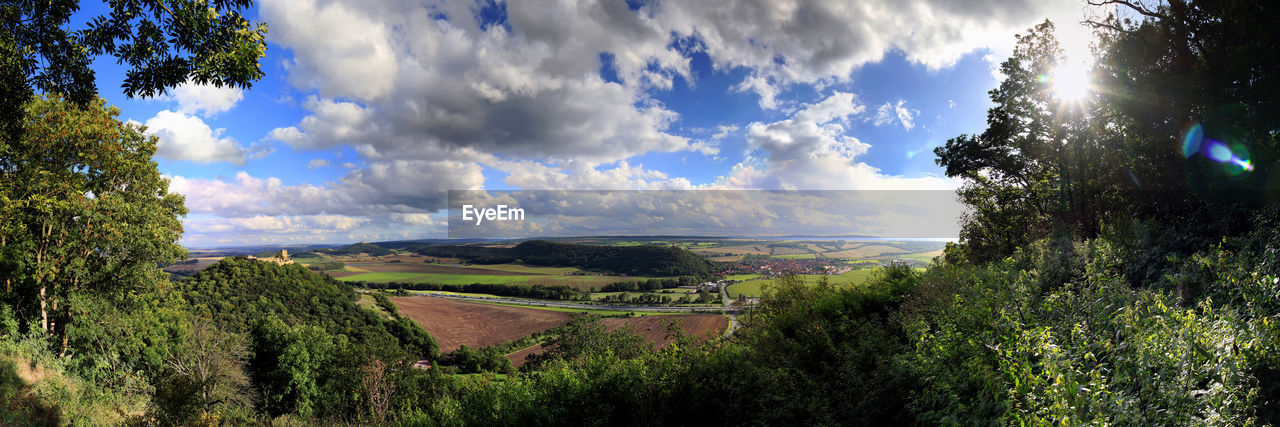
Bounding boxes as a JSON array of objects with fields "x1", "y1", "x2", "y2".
[{"x1": 1049, "y1": 61, "x2": 1091, "y2": 103}]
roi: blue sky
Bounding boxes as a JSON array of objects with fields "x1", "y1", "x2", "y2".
[{"x1": 75, "y1": 0, "x2": 1097, "y2": 247}]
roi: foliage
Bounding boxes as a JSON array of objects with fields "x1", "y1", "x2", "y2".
[
  {"x1": 0, "y1": 95, "x2": 185, "y2": 350},
  {"x1": 357, "y1": 280, "x2": 590, "y2": 301},
  {"x1": 522, "y1": 314, "x2": 649, "y2": 371},
  {"x1": 179, "y1": 257, "x2": 438, "y2": 361},
  {"x1": 305, "y1": 260, "x2": 346, "y2": 272},
  {"x1": 151, "y1": 317, "x2": 254, "y2": 425},
  {"x1": 0, "y1": 0, "x2": 267, "y2": 145},
  {"x1": 413, "y1": 240, "x2": 721, "y2": 278},
  {"x1": 438, "y1": 345, "x2": 514, "y2": 375},
  {"x1": 320, "y1": 242, "x2": 394, "y2": 257}
]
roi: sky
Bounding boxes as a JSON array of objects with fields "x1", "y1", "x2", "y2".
[{"x1": 77, "y1": 0, "x2": 1103, "y2": 247}]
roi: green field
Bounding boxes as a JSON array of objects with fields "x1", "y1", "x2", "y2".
[
  {"x1": 896, "y1": 252, "x2": 942, "y2": 263},
  {"x1": 338, "y1": 272, "x2": 534, "y2": 284},
  {"x1": 773, "y1": 253, "x2": 818, "y2": 259},
  {"x1": 726, "y1": 269, "x2": 878, "y2": 298},
  {"x1": 338, "y1": 271, "x2": 666, "y2": 289},
  {"x1": 455, "y1": 263, "x2": 580, "y2": 274}
]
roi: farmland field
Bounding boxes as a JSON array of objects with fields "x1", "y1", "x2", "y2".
[
  {"x1": 726, "y1": 269, "x2": 878, "y2": 298},
  {"x1": 774, "y1": 253, "x2": 817, "y2": 259},
  {"x1": 390, "y1": 296, "x2": 570, "y2": 352},
  {"x1": 339, "y1": 272, "x2": 537, "y2": 285},
  {"x1": 330, "y1": 261, "x2": 663, "y2": 289}
]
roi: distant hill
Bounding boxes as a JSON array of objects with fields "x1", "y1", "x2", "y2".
[
  {"x1": 178, "y1": 257, "x2": 438, "y2": 359},
  {"x1": 313, "y1": 242, "x2": 394, "y2": 257},
  {"x1": 412, "y1": 240, "x2": 720, "y2": 278}
]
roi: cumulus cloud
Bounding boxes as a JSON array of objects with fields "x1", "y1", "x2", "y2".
[
  {"x1": 180, "y1": 213, "x2": 438, "y2": 247},
  {"x1": 390, "y1": 212, "x2": 437, "y2": 226},
  {"x1": 307, "y1": 158, "x2": 330, "y2": 169},
  {"x1": 144, "y1": 110, "x2": 247, "y2": 165},
  {"x1": 258, "y1": 0, "x2": 709, "y2": 166},
  {"x1": 167, "y1": 81, "x2": 245, "y2": 116},
  {"x1": 719, "y1": 92, "x2": 952, "y2": 190},
  {"x1": 497, "y1": 160, "x2": 694, "y2": 191},
  {"x1": 653, "y1": 0, "x2": 1085, "y2": 108},
  {"x1": 168, "y1": 160, "x2": 484, "y2": 218}
]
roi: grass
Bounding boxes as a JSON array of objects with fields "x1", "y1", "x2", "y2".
[
  {"x1": 726, "y1": 269, "x2": 878, "y2": 298},
  {"x1": 773, "y1": 253, "x2": 818, "y2": 259},
  {"x1": 896, "y1": 252, "x2": 943, "y2": 263},
  {"x1": 589, "y1": 289, "x2": 703, "y2": 302},
  {"x1": 723, "y1": 274, "x2": 760, "y2": 281},
  {"x1": 338, "y1": 271, "x2": 667, "y2": 290},
  {"x1": 827, "y1": 269, "x2": 877, "y2": 284},
  {"x1": 338, "y1": 273, "x2": 533, "y2": 285},
  {"x1": 726, "y1": 278, "x2": 774, "y2": 299},
  {"x1": 454, "y1": 263, "x2": 580, "y2": 275}
]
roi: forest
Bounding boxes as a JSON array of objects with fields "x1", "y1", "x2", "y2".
[
  {"x1": 4, "y1": 0, "x2": 1280, "y2": 425},
  {"x1": 411, "y1": 240, "x2": 721, "y2": 278}
]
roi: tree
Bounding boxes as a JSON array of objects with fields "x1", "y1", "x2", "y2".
[
  {"x1": 360, "y1": 357, "x2": 394, "y2": 424},
  {"x1": 0, "y1": 0, "x2": 267, "y2": 144},
  {"x1": 154, "y1": 316, "x2": 253, "y2": 424},
  {"x1": 250, "y1": 317, "x2": 339, "y2": 418},
  {"x1": 523, "y1": 314, "x2": 647, "y2": 371},
  {"x1": 0, "y1": 95, "x2": 186, "y2": 350},
  {"x1": 935, "y1": 21, "x2": 1119, "y2": 262}
]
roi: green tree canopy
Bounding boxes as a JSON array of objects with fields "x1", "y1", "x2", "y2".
[
  {"x1": 0, "y1": 0, "x2": 267, "y2": 143},
  {"x1": 0, "y1": 95, "x2": 186, "y2": 349}
]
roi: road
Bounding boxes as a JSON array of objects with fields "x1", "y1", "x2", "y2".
[
  {"x1": 720, "y1": 282, "x2": 739, "y2": 338},
  {"x1": 417, "y1": 291, "x2": 741, "y2": 314}
]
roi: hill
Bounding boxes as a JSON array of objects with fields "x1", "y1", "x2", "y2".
[
  {"x1": 411, "y1": 240, "x2": 719, "y2": 277},
  {"x1": 312, "y1": 242, "x2": 395, "y2": 257},
  {"x1": 178, "y1": 257, "x2": 438, "y2": 360}
]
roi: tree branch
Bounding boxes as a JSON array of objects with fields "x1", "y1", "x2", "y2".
[
  {"x1": 1087, "y1": 0, "x2": 1166, "y2": 20},
  {"x1": 1084, "y1": 19, "x2": 1138, "y2": 35}
]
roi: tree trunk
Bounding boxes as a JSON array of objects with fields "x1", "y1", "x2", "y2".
[{"x1": 39, "y1": 285, "x2": 47, "y2": 332}]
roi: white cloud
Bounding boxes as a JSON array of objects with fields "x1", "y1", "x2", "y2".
[
  {"x1": 168, "y1": 158, "x2": 484, "y2": 218},
  {"x1": 390, "y1": 212, "x2": 436, "y2": 226},
  {"x1": 308, "y1": 158, "x2": 329, "y2": 169},
  {"x1": 718, "y1": 92, "x2": 952, "y2": 190},
  {"x1": 168, "y1": 81, "x2": 244, "y2": 117},
  {"x1": 652, "y1": 0, "x2": 1087, "y2": 108},
  {"x1": 496, "y1": 160, "x2": 694, "y2": 191},
  {"x1": 872, "y1": 100, "x2": 918, "y2": 131},
  {"x1": 258, "y1": 0, "x2": 707, "y2": 166},
  {"x1": 712, "y1": 125, "x2": 740, "y2": 140},
  {"x1": 144, "y1": 110, "x2": 246, "y2": 165}
]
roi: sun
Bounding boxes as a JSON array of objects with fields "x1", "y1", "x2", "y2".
[{"x1": 1049, "y1": 61, "x2": 1092, "y2": 103}]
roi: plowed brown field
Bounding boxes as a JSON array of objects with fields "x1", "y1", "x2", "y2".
[{"x1": 390, "y1": 297, "x2": 570, "y2": 352}]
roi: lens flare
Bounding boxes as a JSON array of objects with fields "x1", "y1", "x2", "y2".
[
  {"x1": 1181, "y1": 123, "x2": 1203, "y2": 158},
  {"x1": 1181, "y1": 121, "x2": 1254, "y2": 175},
  {"x1": 1206, "y1": 141, "x2": 1233, "y2": 162}
]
